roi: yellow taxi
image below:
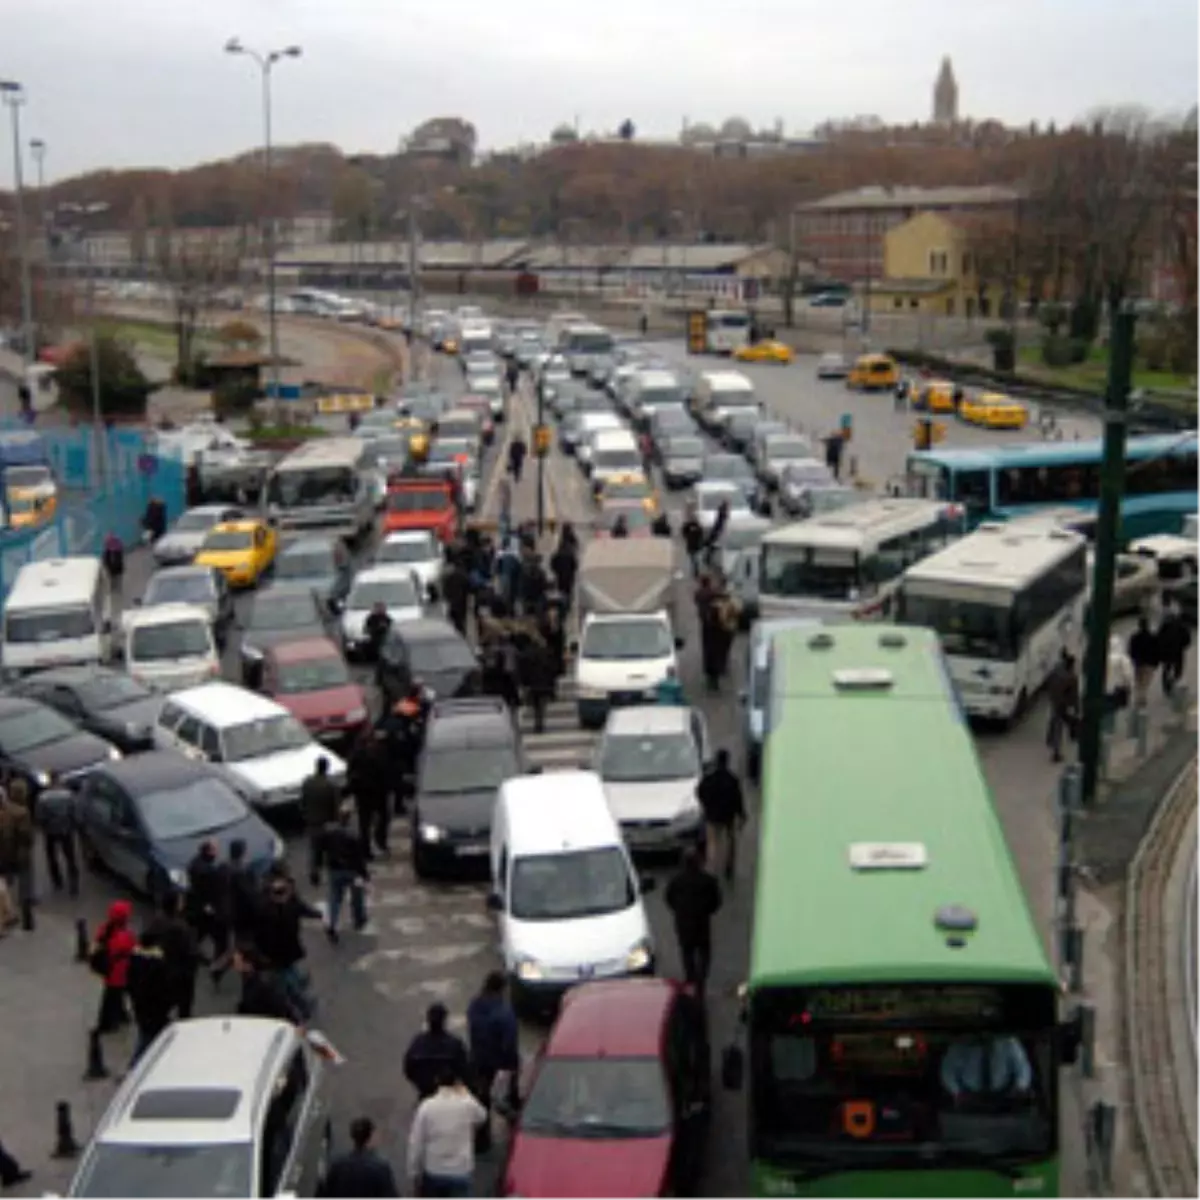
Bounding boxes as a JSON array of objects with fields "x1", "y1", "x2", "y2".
[
  {"x1": 596, "y1": 471, "x2": 661, "y2": 515},
  {"x1": 7, "y1": 489, "x2": 56, "y2": 530},
  {"x1": 194, "y1": 518, "x2": 277, "y2": 589},
  {"x1": 847, "y1": 353, "x2": 899, "y2": 391},
  {"x1": 959, "y1": 391, "x2": 1030, "y2": 430},
  {"x1": 734, "y1": 339, "x2": 794, "y2": 365},
  {"x1": 912, "y1": 378, "x2": 957, "y2": 413}
]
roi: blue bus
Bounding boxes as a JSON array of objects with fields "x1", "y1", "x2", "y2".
[{"x1": 906, "y1": 433, "x2": 1198, "y2": 541}]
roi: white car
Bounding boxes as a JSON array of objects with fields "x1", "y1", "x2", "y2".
[
  {"x1": 595, "y1": 705, "x2": 708, "y2": 854},
  {"x1": 123, "y1": 603, "x2": 220, "y2": 693},
  {"x1": 692, "y1": 480, "x2": 752, "y2": 533},
  {"x1": 339, "y1": 566, "x2": 424, "y2": 658},
  {"x1": 373, "y1": 530, "x2": 443, "y2": 594},
  {"x1": 152, "y1": 504, "x2": 244, "y2": 567},
  {"x1": 816, "y1": 351, "x2": 849, "y2": 379},
  {"x1": 469, "y1": 375, "x2": 505, "y2": 419}
]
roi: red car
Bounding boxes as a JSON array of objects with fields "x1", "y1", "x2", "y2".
[
  {"x1": 259, "y1": 636, "x2": 369, "y2": 750},
  {"x1": 501, "y1": 978, "x2": 710, "y2": 1198}
]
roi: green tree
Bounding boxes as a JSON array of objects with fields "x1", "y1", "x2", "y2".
[{"x1": 55, "y1": 334, "x2": 152, "y2": 419}]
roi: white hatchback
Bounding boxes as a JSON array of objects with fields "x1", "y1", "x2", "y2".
[
  {"x1": 338, "y1": 566, "x2": 425, "y2": 658},
  {"x1": 123, "y1": 603, "x2": 220, "y2": 693}
]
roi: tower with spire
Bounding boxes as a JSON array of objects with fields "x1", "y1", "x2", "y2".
[{"x1": 932, "y1": 56, "x2": 958, "y2": 126}]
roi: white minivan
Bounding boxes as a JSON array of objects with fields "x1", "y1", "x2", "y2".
[
  {"x1": 123, "y1": 603, "x2": 220, "y2": 692},
  {"x1": 488, "y1": 770, "x2": 655, "y2": 1013},
  {"x1": 2, "y1": 556, "x2": 113, "y2": 674}
]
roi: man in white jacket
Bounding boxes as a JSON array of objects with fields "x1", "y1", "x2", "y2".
[{"x1": 407, "y1": 1063, "x2": 487, "y2": 1197}]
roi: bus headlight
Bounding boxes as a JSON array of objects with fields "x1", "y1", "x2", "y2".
[{"x1": 419, "y1": 824, "x2": 444, "y2": 843}]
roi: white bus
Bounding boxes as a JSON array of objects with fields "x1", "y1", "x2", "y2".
[
  {"x1": 263, "y1": 437, "x2": 377, "y2": 541},
  {"x1": 756, "y1": 499, "x2": 966, "y2": 622},
  {"x1": 704, "y1": 309, "x2": 751, "y2": 353},
  {"x1": 895, "y1": 522, "x2": 1088, "y2": 723}
]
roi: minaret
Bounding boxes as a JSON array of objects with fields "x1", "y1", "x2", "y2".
[{"x1": 933, "y1": 57, "x2": 958, "y2": 126}]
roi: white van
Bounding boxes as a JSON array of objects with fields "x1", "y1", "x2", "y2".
[
  {"x1": 123, "y1": 603, "x2": 220, "y2": 692},
  {"x1": 488, "y1": 770, "x2": 655, "y2": 1012},
  {"x1": 2, "y1": 556, "x2": 113, "y2": 674},
  {"x1": 693, "y1": 369, "x2": 760, "y2": 435},
  {"x1": 587, "y1": 429, "x2": 643, "y2": 488}
]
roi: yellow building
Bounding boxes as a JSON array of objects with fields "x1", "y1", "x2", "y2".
[{"x1": 869, "y1": 211, "x2": 979, "y2": 317}]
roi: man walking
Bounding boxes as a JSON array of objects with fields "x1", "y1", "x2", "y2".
[
  {"x1": 1157, "y1": 603, "x2": 1192, "y2": 697},
  {"x1": 145, "y1": 890, "x2": 200, "y2": 1019},
  {"x1": 126, "y1": 927, "x2": 173, "y2": 1067},
  {"x1": 35, "y1": 772, "x2": 79, "y2": 897},
  {"x1": 665, "y1": 848, "x2": 722, "y2": 992},
  {"x1": 185, "y1": 839, "x2": 230, "y2": 981},
  {"x1": 466, "y1": 972, "x2": 520, "y2": 1154},
  {"x1": 317, "y1": 1117, "x2": 399, "y2": 1198},
  {"x1": 508, "y1": 432, "x2": 528, "y2": 484},
  {"x1": 407, "y1": 1063, "x2": 488, "y2": 1198},
  {"x1": 301, "y1": 757, "x2": 341, "y2": 887},
  {"x1": 1127, "y1": 616, "x2": 1161, "y2": 704},
  {"x1": 1045, "y1": 650, "x2": 1080, "y2": 764},
  {"x1": 404, "y1": 1002, "x2": 470, "y2": 1102},
  {"x1": 348, "y1": 731, "x2": 392, "y2": 859},
  {"x1": 319, "y1": 803, "x2": 371, "y2": 944},
  {"x1": 696, "y1": 749, "x2": 747, "y2": 882}
]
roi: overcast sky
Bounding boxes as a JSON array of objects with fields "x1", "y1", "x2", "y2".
[{"x1": 4, "y1": 0, "x2": 1196, "y2": 180}]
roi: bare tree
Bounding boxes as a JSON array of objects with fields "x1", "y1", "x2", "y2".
[{"x1": 154, "y1": 226, "x2": 239, "y2": 380}]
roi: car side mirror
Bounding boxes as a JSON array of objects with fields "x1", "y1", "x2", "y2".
[
  {"x1": 639, "y1": 875, "x2": 657, "y2": 894},
  {"x1": 674, "y1": 637, "x2": 685, "y2": 650},
  {"x1": 721, "y1": 1045, "x2": 745, "y2": 1090},
  {"x1": 485, "y1": 892, "x2": 503, "y2": 912}
]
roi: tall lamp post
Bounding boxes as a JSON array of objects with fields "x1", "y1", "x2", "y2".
[
  {"x1": 1, "y1": 80, "x2": 34, "y2": 364},
  {"x1": 224, "y1": 37, "x2": 302, "y2": 402}
]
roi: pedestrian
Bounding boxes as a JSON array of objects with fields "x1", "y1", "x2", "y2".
[
  {"x1": 317, "y1": 1116, "x2": 400, "y2": 1198},
  {"x1": 665, "y1": 847, "x2": 723, "y2": 992},
  {"x1": 822, "y1": 430, "x2": 845, "y2": 482},
  {"x1": 700, "y1": 588, "x2": 737, "y2": 692},
  {"x1": 91, "y1": 899, "x2": 136, "y2": 1034},
  {"x1": 508, "y1": 433, "x2": 528, "y2": 484},
  {"x1": 301, "y1": 757, "x2": 342, "y2": 887},
  {"x1": 656, "y1": 664, "x2": 685, "y2": 705},
  {"x1": 1127, "y1": 617, "x2": 1160, "y2": 705},
  {"x1": 185, "y1": 839, "x2": 231, "y2": 982},
  {"x1": 406, "y1": 1063, "x2": 488, "y2": 1198},
  {"x1": 364, "y1": 601, "x2": 393, "y2": 662},
  {"x1": 466, "y1": 972, "x2": 520, "y2": 1154},
  {"x1": 403, "y1": 1002, "x2": 470, "y2": 1103},
  {"x1": 348, "y1": 731, "x2": 392, "y2": 859},
  {"x1": 0, "y1": 786, "x2": 34, "y2": 931},
  {"x1": 496, "y1": 477, "x2": 513, "y2": 538},
  {"x1": 696, "y1": 749, "x2": 747, "y2": 882},
  {"x1": 681, "y1": 506, "x2": 704, "y2": 577},
  {"x1": 652, "y1": 510, "x2": 672, "y2": 538},
  {"x1": 126, "y1": 927, "x2": 173, "y2": 1067},
  {"x1": 539, "y1": 606, "x2": 567, "y2": 693},
  {"x1": 1157, "y1": 603, "x2": 1192, "y2": 697},
  {"x1": 141, "y1": 495, "x2": 168, "y2": 543},
  {"x1": 34, "y1": 771, "x2": 79, "y2": 897},
  {"x1": 319, "y1": 803, "x2": 371, "y2": 944},
  {"x1": 253, "y1": 871, "x2": 322, "y2": 1020},
  {"x1": 893, "y1": 379, "x2": 908, "y2": 412},
  {"x1": 145, "y1": 889, "x2": 201, "y2": 1019},
  {"x1": 705, "y1": 500, "x2": 730, "y2": 554},
  {"x1": 226, "y1": 837, "x2": 262, "y2": 944},
  {"x1": 482, "y1": 646, "x2": 520, "y2": 712},
  {"x1": 2, "y1": 780, "x2": 35, "y2": 930},
  {"x1": 505, "y1": 359, "x2": 520, "y2": 398},
  {"x1": 549, "y1": 528, "x2": 578, "y2": 608},
  {"x1": 0, "y1": 1141, "x2": 31, "y2": 1190},
  {"x1": 443, "y1": 559, "x2": 471, "y2": 636},
  {"x1": 234, "y1": 945, "x2": 303, "y2": 1024},
  {"x1": 1104, "y1": 635, "x2": 1134, "y2": 725},
  {"x1": 1045, "y1": 650, "x2": 1080, "y2": 764},
  {"x1": 611, "y1": 513, "x2": 630, "y2": 538},
  {"x1": 517, "y1": 630, "x2": 555, "y2": 734},
  {"x1": 102, "y1": 532, "x2": 125, "y2": 592},
  {"x1": 517, "y1": 551, "x2": 548, "y2": 618}
]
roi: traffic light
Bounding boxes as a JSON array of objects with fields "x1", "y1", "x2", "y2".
[{"x1": 533, "y1": 424, "x2": 552, "y2": 457}]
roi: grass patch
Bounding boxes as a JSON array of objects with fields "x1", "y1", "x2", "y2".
[
  {"x1": 95, "y1": 318, "x2": 214, "y2": 361},
  {"x1": 1016, "y1": 342, "x2": 1196, "y2": 394},
  {"x1": 246, "y1": 424, "x2": 328, "y2": 443}
]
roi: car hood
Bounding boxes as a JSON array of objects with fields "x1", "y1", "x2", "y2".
[
  {"x1": 101, "y1": 695, "x2": 165, "y2": 734},
  {"x1": 195, "y1": 549, "x2": 251, "y2": 570},
  {"x1": 275, "y1": 683, "x2": 366, "y2": 724},
  {"x1": 507, "y1": 1131, "x2": 671, "y2": 1197},
  {"x1": 228, "y1": 743, "x2": 345, "y2": 794},
  {"x1": 154, "y1": 532, "x2": 206, "y2": 559},
  {"x1": 417, "y1": 786, "x2": 496, "y2": 833},
  {"x1": 664, "y1": 456, "x2": 703, "y2": 472},
  {"x1": 342, "y1": 604, "x2": 423, "y2": 639},
  {"x1": 154, "y1": 812, "x2": 277, "y2": 874},
  {"x1": 242, "y1": 625, "x2": 325, "y2": 653},
  {"x1": 420, "y1": 665, "x2": 479, "y2": 701},
  {"x1": 18, "y1": 731, "x2": 113, "y2": 779},
  {"x1": 601, "y1": 778, "x2": 698, "y2": 824}
]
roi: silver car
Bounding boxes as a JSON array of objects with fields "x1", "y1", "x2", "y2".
[
  {"x1": 595, "y1": 705, "x2": 709, "y2": 854},
  {"x1": 152, "y1": 504, "x2": 243, "y2": 566}
]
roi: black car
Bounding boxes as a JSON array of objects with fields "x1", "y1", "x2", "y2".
[
  {"x1": 0, "y1": 694, "x2": 119, "y2": 791},
  {"x1": 273, "y1": 536, "x2": 353, "y2": 609},
  {"x1": 378, "y1": 618, "x2": 480, "y2": 707},
  {"x1": 239, "y1": 584, "x2": 333, "y2": 684},
  {"x1": 412, "y1": 697, "x2": 525, "y2": 877},
  {"x1": 648, "y1": 406, "x2": 696, "y2": 462},
  {"x1": 661, "y1": 434, "x2": 706, "y2": 489},
  {"x1": 76, "y1": 753, "x2": 280, "y2": 901},
  {"x1": 8, "y1": 667, "x2": 162, "y2": 754}
]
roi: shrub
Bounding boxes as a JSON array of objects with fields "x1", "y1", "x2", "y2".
[
  {"x1": 55, "y1": 334, "x2": 151, "y2": 419},
  {"x1": 212, "y1": 377, "x2": 260, "y2": 420},
  {"x1": 1039, "y1": 302, "x2": 1068, "y2": 335},
  {"x1": 986, "y1": 327, "x2": 1016, "y2": 372},
  {"x1": 1041, "y1": 335, "x2": 1075, "y2": 368}
]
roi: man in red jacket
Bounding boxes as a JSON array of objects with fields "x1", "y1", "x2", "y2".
[{"x1": 94, "y1": 900, "x2": 136, "y2": 1034}]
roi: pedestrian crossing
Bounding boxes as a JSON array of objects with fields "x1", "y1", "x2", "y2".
[{"x1": 515, "y1": 680, "x2": 599, "y2": 772}]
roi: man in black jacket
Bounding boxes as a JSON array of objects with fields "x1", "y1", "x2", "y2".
[
  {"x1": 696, "y1": 749, "x2": 747, "y2": 882},
  {"x1": 252, "y1": 872, "x2": 322, "y2": 1020},
  {"x1": 186, "y1": 840, "x2": 230, "y2": 974},
  {"x1": 403, "y1": 1002, "x2": 469, "y2": 1101},
  {"x1": 126, "y1": 928, "x2": 174, "y2": 1066},
  {"x1": 234, "y1": 946, "x2": 303, "y2": 1025},
  {"x1": 145, "y1": 890, "x2": 201, "y2": 1018},
  {"x1": 665, "y1": 849, "x2": 723, "y2": 992},
  {"x1": 319, "y1": 804, "x2": 371, "y2": 944},
  {"x1": 34, "y1": 773, "x2": 79, "y2": 896},
  {"x1": 226, "y1": 838, "x2": 263, "y2": 942},
  {"x1": 301, "y1": 758, "x2": 341, "y2": 887},
  {"x1": 317, "y1": 1117, "x2": 399, "y2": 1198},
  {"x1": 348, "y1": 732, "x2": 392, "y2": 860}
]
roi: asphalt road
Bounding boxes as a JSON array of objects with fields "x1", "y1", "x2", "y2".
[{"x1": 4, "y1": 340, "x2": 1105, "y2": 1197}]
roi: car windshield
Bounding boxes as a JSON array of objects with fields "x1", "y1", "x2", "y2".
[
  {"x1": 276, "y1": 551, "x2": 334, "y2": 581},
  {"x1": 348, "y1": 577, "x2": 419, "y2": 610},
  {"x1": 761, "y1": 544, "x2": 860, "y2": 601},
  {"x1": 594, "y1": 449, "x2": 642, "y2": 472},
  {"x1": 266, "y1": 465, "x2": 356, "y2": 508},
  {"x1": 378, "y1": 535, "x2": 435, "y2": 564},
  {"x1": 201, "y1": 530, "x2": 252, "y2": 552},
  {"x1": 510, "y1": 846, "x2": 635, "y2": 921},
  {"x1": 69, "y1": 1141, "x2": 254, "y2": 1198},
  {"x1": 897, "y1": 592, "x2": 1016, "y2": 661},
  {"x1": 601, "y1": 730, "x2": 699, "y2": 782},
  {"x1": 521, "y1": 1058, "x2": 671, "y2": 1139},
  {"x1": 429, "y1": 441, "x2": 473, "y2": 464},
  {"x1": 581, "y1": 619, "x2": 671, "y2": 661},
  {"x1": 275, "y1": 656, "x2": 351, "y2": 694},
  {"x1": 387, "y1": 488, "x2": 450, "y2": 513},
  {"x1": 223, "y1": 714, "x2": 311, "y2": 761},
  {"x1": 139, "y1": 779, "x2": 247, "y2": 840},
  {"x1": 421, "y1": 745, "x2": 519, "y2": 794},
  {"x1": 245, "y1": 595, "x2": 318, "y2": 631},
  {"x1": 0, "y1": 704, "x2": 77, "y2": 751},
  {"x1": 605, "y1": 480, "x2": 650, "y2": 502},
  {"x1": 768, "y1": 438, "x2": 811, "y2": 459},
  {"x1": 705, "y1": 457, "x2": 751, "y2": 483},
  {"x1": 699, "y1": 489, "x2": 743, "y2": 513},
  {"x1": 175, "y1": 510, "x2": 227, "y2": 532},
  {"x1": 76, "y1": 674, "x2": 154, "y2": 710},
  {"x1": 667, "y1": 437, "x2": 703, "y2": 458},
  {"x1": 131, "y1": 621, "x2": 211, "y2": 662},
  {"x1": 635, "y1": 386, "x2": 683, "y2": 408},
  {"x1": 410, "y1": 636, "x2": 476, "y2": 674},
  {"x1": 5, "y1": 604, "x2": 95, "y2": 643},
  {"x1": 144, "y1": 574, "x2": 214, "y2": 606}
]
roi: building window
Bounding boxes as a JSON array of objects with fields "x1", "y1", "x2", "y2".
[
  {"x1": 909, "y1": 298, "x2": 919, "y2": 310},
  {"x1": 962, "y1": 253, "x2": 972, "y2": 274},
  {"x1": 894, "y1": 297, "x2": 903, "y2": 309},
  {"x1": 928, "y1": 250, "x2": 949, "y2": 275},
  {"x1": 945, "y1": 297, "x2": 956, "y2": 316}
]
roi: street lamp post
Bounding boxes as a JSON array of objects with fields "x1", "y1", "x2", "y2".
[
  {"x1": 224, "y1": 38, "x2": 302, "y2": 402},
  {"x1": 1, "y1": 81, "x2": 35, "y2": 364}
]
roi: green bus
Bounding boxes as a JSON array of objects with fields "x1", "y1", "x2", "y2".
[{"x1": 726, "y1": 624, "x2": 1077, "y2": 1197}]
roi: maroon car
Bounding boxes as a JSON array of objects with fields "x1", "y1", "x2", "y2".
[{"x1": 259, "y1": 636, "x2": 368, "y2": 750}]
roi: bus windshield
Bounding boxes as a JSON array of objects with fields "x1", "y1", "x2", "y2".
[
  {"x1": 750, "y1": 984, "x2": 1055, "y2": 1165},
  {"x1": 760, "y1": 545, "x2": 859, "y2": 602},
  {"x1": 896, "y1": 592, "x2": 1016, "y2": 661},
  {"x1": 267, "y1": 466, "x2": 356, "y2": 509}
]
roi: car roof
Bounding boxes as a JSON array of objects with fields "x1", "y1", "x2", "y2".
[
  {"x1": 426, "y1": 699, "x2": 516, "y2": 749},
  {"x1": 603, "y1": 704, "x2": 693, "y2": 738},
  {"x1": 211, "y1": 519, "x2": 262, "y2": 534},
  {"x1": 169, "y1": 682, "x2": 286, "y2": 724},
  {"x1": 0, "y1": 694, "x2": 42, "y2": 718},
  {"x1": 13, "y1": 665, "x2": 127, "y2": 688},
  {"x1": 548, "y1": 978, "x2": 678, "y2": 1058},
  {"x1": 125, "y1": 603, "x2": 212, "y2": 629},
  {"x1": 96, "y1": 751, "x2": 225, "y2": 795},
  {"x1": 265, "y1": 635, "x2": 344, "y2": 665},
  {"x1": 251, "y1": 583, "x2": 322, "y2": 605},
  {"x1": 500, "y1": 770, "x2": 618, "y2": 852},
  {"x1": 352, "y1": 566, "x2": 419, "y2": 588},
  {"x1": 381, "y1": 530, "x2": 436, "y2": 547},
  {"x1": 94, "y1": 1017, "x2": 299, "y2": 1147},
  {"x1": 149, "y1": 564, "x2": 215, "y2": 581},
  {"x1": 278, "y1": 536, "x2": 339, "y2": 555}
]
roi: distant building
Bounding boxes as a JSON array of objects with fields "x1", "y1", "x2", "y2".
[
  {"x1": 400, "y1": 118, "x2": 477, "y2": 168},
  {"x1": 869, "y1": 212, "x2": 981, "y2": 318},
  {"x1": 793, "y1": 184, "x2": 1021, "y2": 286},
  {"x1": 933, "y1": 57, "x2": 959, "y2": 126}
]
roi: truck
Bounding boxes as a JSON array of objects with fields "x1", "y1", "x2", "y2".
[{"x1": 572, "y1": 537, "x2": 681, "y2": 728}]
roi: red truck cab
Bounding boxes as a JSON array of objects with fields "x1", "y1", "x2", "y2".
[{"x1": 383, "y1": 476, "x2": 458, "y2": 542}]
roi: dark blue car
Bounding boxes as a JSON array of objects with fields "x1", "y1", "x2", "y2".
[{"x1": 76, "y1": 753, "x2": 282, "y2": 902}]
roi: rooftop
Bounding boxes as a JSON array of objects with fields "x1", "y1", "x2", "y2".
[{"x1": 800, "y1": 184, "x2": 1023, "y2": 213}]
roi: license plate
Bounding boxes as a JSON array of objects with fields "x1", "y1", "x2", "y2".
[
  {"x1": 317, "y1": 729, "x2": 342, "y2": 742},
  {"x1": 455, "y1": 844, "x2": 488, "y2": 857}
]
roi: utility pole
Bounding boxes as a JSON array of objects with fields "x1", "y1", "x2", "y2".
[
  {"x1": 1079, "y1": 309, "x2": 1136, "y2": 805},
  {"x1": 1, "y1": 81, "x2": 35, "y2": 364}
]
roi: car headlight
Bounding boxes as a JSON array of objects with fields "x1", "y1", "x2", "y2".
[
  {"x1": 345, "y1": 706, "x2": 368, "y2": 723},
  {"x1": 515, "y1": 957, "x2": 544, "y2": 982},
  {"x1": 420, "y1": 824, "x2": 444, "y2": 843},
  {"x1": 108, "y1": 746, "x2": 123, "y2": 761},
  {"x1": 34, "y1": 770, "x2": 50, "y2": 787},
  {"x1": 271, "y1": 835, "x2": 285, "y2": 861},
  {"x1": 625, "y1": 940, "x2": 653, "y2": 972},
  {"x1": 167, "y1": 867, "x2": 189, "y2": 889}
]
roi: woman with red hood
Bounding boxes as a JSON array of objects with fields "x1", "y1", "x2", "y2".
[{"x1": 92, "y1": 899, "x2": 136, "y2": 1034}]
